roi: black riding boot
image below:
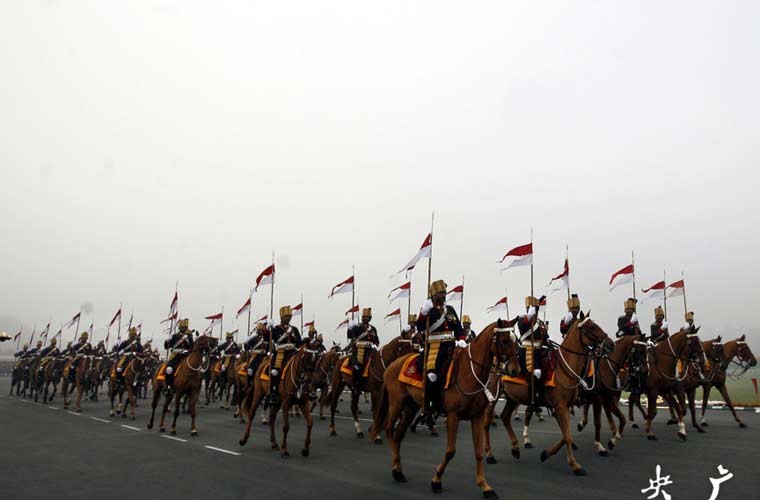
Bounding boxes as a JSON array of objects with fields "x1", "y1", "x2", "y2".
[{"x1": 269, "y1": 369, "x2": 282, "y2": 406}]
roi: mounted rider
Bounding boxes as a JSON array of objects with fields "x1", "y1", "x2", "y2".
[
  {"x1": 648, "y1": 306, "x2": 669, "y2": 343},
  {"x1": 306, "y1": 324, "x2": 326, "y2": 353},
  {"x1": 14, "y1": 343, "x2": 29, "y2": 369},
  {"x1": 215, "y1": 331, "x2": 241, "y2": 383},
  {"x1": 164, "y1": 318, "x2": 194, "y2": 391},
  {"x1": 682, "y1": 311, "x2": 698, "y2": 334},
  {"x1": 67, "y1": 332, "x2": 92, "y2": 383},
  {"x1": 244, "y1": 322, "x2": 269, "y2": 383},
  {"x1": 616, "y1": 298, "x2": 645, "y2": 394},
  {"x1": 517, "y1": 295, "x2": 549, "y2": 407},
  {"x1": 347, "y1": 308, "x2": 380, "y2": 391},
  {"x1": 268, "y1": 306, "x2": 302, "y2": 406},
  {"x1": 37, "y1": 338, "x2": 60, "y2": 373},
  {"x1": 560, "y1": 294, "x2": 581, "y2": 338},
  {"x1": 115, "y1": 327, "x2": 144, "y2": 383},
  {"x1": 416, "y1": 280, "x2": 466, "y2": 418},
  {"x1": 27, "y1": 340, "x2": 43, "y2": 359},
  {"x1": 462, "y1": 315, "x2": 476, "y2": 343}
]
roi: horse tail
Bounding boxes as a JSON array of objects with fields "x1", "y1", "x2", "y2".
[
  {"x1": 241, "y1": 380, "x2": 254, "y2": 419},
  {"x1": 372, "y1": 382, "x2": 390, "y2": 438}
]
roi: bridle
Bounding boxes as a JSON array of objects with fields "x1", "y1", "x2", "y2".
[{"x1": 552, "y1": 317, "x2": 610, "y2": 391}]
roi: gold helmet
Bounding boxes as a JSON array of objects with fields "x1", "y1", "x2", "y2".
[
  {"x1": 462, "y1": 315, "x2": 471, "y2": 325},
  {"x1": 408, "y1": 314, "x2": 417, "y2": 324},
  {"x1": 654, "y1": 306, "x2": 665, "y2": 319},
  {"x1": 685, "y1": 311, "x2": 694, "y2": 322},
  {"x1": 429, "y1": 280, "x2": 447, "y2": 296},
  {"x1": 256, "y1": 322, "x2": 267, "y2": 332},
  {"x1": 50, "y1": 338, "x2": 57, "y2": 346},
  {"x1": 361, "y1": 308, "x2": 372, "y2": 318},
  {"x1": 525, "y1": 296, "x2": 540, "y2": 308},
  {"x1": 36, "y1": 340, "x2": 43, "y2": 348},
  {"x1": 279, "y1": 306, "x2": 292, "y2": 318},
  {"x1": 624, "y1": 298, "x2": 637, "y2": 311},
  {"x1": 80, "y1": 331, "x2": 89, "y2": 341},
  {"x1": 178, "y1": 318, "x2": 189, "y2": 330},
  {"x1": 567, "y1": 294, "x2": 580, "y2": 310},
  {"x1": 226, "y1": 331, "x2": 234, "y2": 340},
  {"x1": 128, "y1": 327, "x2": 138, "y2": 339},
  {"x1": 308, "y1": 325, "x2": 317, "y2": 335}
]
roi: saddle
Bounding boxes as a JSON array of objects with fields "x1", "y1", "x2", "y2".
[
  {"x1": 340, "y1": 355, "x2": 371, "y2": 378},
  {"x1": 397, "y1": 354, "x2": 454, "y2": 390}
]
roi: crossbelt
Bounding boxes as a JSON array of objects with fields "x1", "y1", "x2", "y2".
[{"x1": 428, "y1": 332, "x2": 454, "y2": 342}]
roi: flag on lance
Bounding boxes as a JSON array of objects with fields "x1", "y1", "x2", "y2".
[
  {"x1": 388, "y1": 281, "x2": 411, "y2": 302},
  {"x1": 169, "y1": 291, "x2": 178, "y2": 315},
  {"x1": 498, "y1": 243, "x2": 533, "y2": 270},
  {"x1": 160, "y1": 312, "x2": 178, "y2": 324},
  {"x1": 539, "y1": 296, "x2": 547, "y2": 315},
  {"x1": 236, "y1": 297, "x2": 251, "y2": 319},
  {"x1": 609, "y1": 264, "x2": 635, "y2": 292},
  {"x1": 256, "y1": 314, "x2": 268, "y2": 324},
  {"x1": 641, "y1": 281, "x2": 666, "y2": 302},
  {"x1": 335, "y1": 318, "x2": 349, "y2": 330},
  {"x1": 13, "y1": 330, "x2": 22, "y2": 342},
  {"x1": 205, "y1": 312, "x2": 224, "y2": 321},
  {"x1": 109, "y1": 308, "x2": 122, "y2": 328},
  {"x1": 329, "y1": 275, "x2": 354, "y2": 298},
  {"x1": 667, "y1": 280, "x2": 685, "y2": 297},
  {"x1": 254, "y1": 264, "x2": 275, "y2": 292},
  {"x1": 394, "y1": 233, "x2": 432, "y2": 276},
  {"x1": 291, "y1": 302, "x2": 303, "y2": 317},
  {"x1": 486, "y1": 297, "x2": 508, "y2": 313},
  {"x1": 446, "y1": 285, "x2": 464, "y2": 303},
  {"x1": 345, "y1": 304, "x2": 360, "y2": 316},
  {"x1": 40, "y1": 323, "x2": 50, "y2": 341},
  {"x1": 547, "y1": 259, "x2": 569, "y2": 294},
  {"x1": 303, "y1": 320, "x2": 315, "y2": 331},
  {"x1": 88, "y1": 322, "x2": 94, "y2": 336},
  {"x1": 65, "y1": 312, "x2": 81, "y2": 329},
  {"x1": 384, "y1": 308, "x2": 401, "y2": 324}
]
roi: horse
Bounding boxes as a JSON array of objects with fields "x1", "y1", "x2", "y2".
[
  {"x1": 575, "y1": 333, "x2": 649, "y2": 455},
  {"x1": 10, "y1": 358, "x2": 31, "y2": 396},
  {"x1": 309, "y1": 345, "x2": 340, "y2": 420},
  {"x1": 633, "y1": 328, "x2": 705, "y2": 440},
  {"x1": 204, "y1": 352, "x2": 220, "y2": 405},
  {"x1": 372, "y1": 319, "x2": 518, "y2": 498},
  {"x1": 63, "y1": 354, "x2": 95, "y2": 412},
  {"x1": 328, "y1": 332, "x2": 415, "y2": 442},
  {"x1": 42, "y1": 356, "x2": 65, "y2": 403},
  {"x1": 147, "y1": 334, "x2": 218, "y2": 435},
  {"x1": 109, "y1": 354, "x2": 147, "y2": 420},
  {"x1": 499, "y1": 314, "x2": 614, "y2": 475},
  {"x1": 238, "y1": 338, "x2": 323, "y2": 458}
]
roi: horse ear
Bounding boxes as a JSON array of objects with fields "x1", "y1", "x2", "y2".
[
  {"x1": 694, "y1": 326, "x2": 701, "y2": 333},
  {"x1": 740, "y1": 334, "x2": 746, "y2": 341},
  {"x1": 579, "y1": 311, "x2": 586, "y2": 320},
  {"x1": 496, "y1": 318, "x2": 504, "y2": 328},
  {"x1": 716, "y1": 335, "x2": 722, "y2": 342}
]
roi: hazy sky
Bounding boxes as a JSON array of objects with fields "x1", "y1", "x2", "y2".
[{"x1": 1, "y1": 1, "x2": 759, "y2": 353}]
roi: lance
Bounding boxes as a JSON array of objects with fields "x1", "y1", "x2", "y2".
[
  {"x1": 422, "y1": 212, "x2": 434, "y2": 408},
  {"x1": 529, "y1": 228, "x2": 535, "y2": 406},
  {"x1": 268, "y1": 252, "x2": 275, "y2": 355},
  {"x1": 682, "y1": 271, "x2": 688, "y2": 317},
  {"x1": 663, "y1": 270, "x2": 668, "y2": 320}
]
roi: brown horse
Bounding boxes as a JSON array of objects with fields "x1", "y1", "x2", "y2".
[
  {"x1": 372, "y1": 320, "x2": 518, "y2": 498},
  {"x1": 63, "y1": 354, "x2": 95, "y2": 412},
  {"x1": 42, "y1": 357, "x2": 65, "y2": 403},
  {"x1": 499, "y1": 315, "x2": 614, "y2": 475},
  {"x1": 109, "y1": 354, "x2": 146, "y2": 420},
  {"x1": 238, "y1": 338, "x2": 322, "y2": 457},
  {"x1": 575, "y1": 333, "x2": 649, "y2": 455},
  {"x1": 146, "y1": 334, "x2": 217, "y2": 435},
  {"x1": 328, "y1": 333, "x2": 415, "y2": 442},
  {"x1": 310, "y1": 345, "x2": 341, "y2": 420}
]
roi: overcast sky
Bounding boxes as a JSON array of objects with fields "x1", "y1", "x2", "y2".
[{"x1": 1, "y1": 1, "x2": 759, "y2": 354}]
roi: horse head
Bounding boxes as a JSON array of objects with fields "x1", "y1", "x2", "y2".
[
  {"x1": 193, "y1": 334, "x2": 218, "y2": 354},
  {"x1": 682, "y1": 331, "x2": 706, "y2": 370},
  {"x1": 577, "y1": 315, "x2": 614, "y2": 355},
  {"x1": 489, "y1": 318, "x2": 519, "y2": 376},
  {"x1": 736, "y1": 334, "x2": 757, "y2": 367}
]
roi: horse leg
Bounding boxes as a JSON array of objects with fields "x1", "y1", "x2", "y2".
[
  {"x1": 75, "y1": 380, "x2": 84, "y2": 412},
  {"x1": 717, "y1": 383, "x2": 746, "y2": 428},
  {"x1": 170, "y1": 389, "x2": 181, "y2": 435},
  {"x1": 700, "y1": 383, "x2": 712, "y2": 426},
  {"x1": 662, "y1": 391, "x2": 686, "y2": 440},
  {"x1": 128, "y1": 384, "x2": 137, "y2": 420},
  {"x1": 269, "y1": 402, "x2": 281, "y2": 450},
  {"x1": 351, "y1": 389, "x2": 363, "y2": 438},
  {"x1": 387, "y1": 401, "x2": 415, "y2": 483},
  {"x1": 644, "y1": 390, "x2": 658, "y2": 440},
  {"x1": 431, "y1": 414, "x2": 459, "y2": 493},
  {"x1": 280, "y1": 399, "x2": 291, "y2": 458},
  {"x1": 189, "y1": 389, "x2": 200, "y2": 436},
  {"x1": 522, "y1": 406, "x2": 534, "y2": 448},
  {"x1": 605, "y1": 397, "x2": 624, "y2": 450},
  {"x1": 328, "y1": 380, "x2": 343, "y2": 437},
  {"x1": 147, "y1": 386, "x2": 161, "y2": 429},
  {"x1": 628, "y1": 393, "x2": 638, "y2": 428},
  {"x1": 592, "y1": 396, "x2": 608, "y2": 456},
  {"x1": 301, "y1": 401, "x2": 313, "y2": 457},
  {"x1": 687, "y1": 387, "x2": 703, "y2": 432},
  {"x1": 368, "y1": 389, "x2": 383, "y2": 444},
  {"x1": 483, "y1": 404, "x2": 497, "y2": 464},
  {"x1": 500, "y1": 396, "x2": 521, "y2": 459},
  {"x1": 554, "y1": 404, "x2": 585, "y2": 475}
]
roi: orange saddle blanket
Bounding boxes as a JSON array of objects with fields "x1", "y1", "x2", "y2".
[
  {"x1": 397, "y1": 354, "x2": 453, "y2": 390},
  {"x1": 339, "y1": 357, "x2": 371, "y2": 378}
]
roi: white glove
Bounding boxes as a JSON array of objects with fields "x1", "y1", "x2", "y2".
[
  {"x1": 682, "y1": 322, "x2": 690, "y2": 331},
  {"x1": 661, "y1": 321, "x2": 668, "y2": 331},
  {"x1": 455, "y1": 339, "x2": 467, "y2": 348},
  {"x1": 533, "y1": 369, "x2": 542, "y2": 378},
  {"x1": 420, "y1": 299, "x2": 434, "y2": 315},
  {"x1": 563, "y1": 312, "x2": 573, "y2": 324},
  {"x1": 630, "y1": 313, "x2": 638, "y2": 325},
  {"x1": 527, "y1": 308, "x2": 536, "y2": 320},
  {"x1": 348, "y1": 319, "x2": 359, "y2": 328}
]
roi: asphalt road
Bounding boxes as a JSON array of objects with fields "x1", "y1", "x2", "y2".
[{"x1": 1, "y1": 377, "x2": 758, "y2": 500}]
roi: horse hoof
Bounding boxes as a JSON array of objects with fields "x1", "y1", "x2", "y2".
[
  {"x1": 281, "y1": 451, "x2": 290, "y2": 458},
  {"x1": 271, "y1": 443, "x2": 279, "y2": 450},
  {"x1": 130, "y1": 416, "x2": 136, "y2": 421},
  {"x1": 607, "y1": 440, "x2": 615, "y2": 450},
  {"x1": 666, "y1": 419, "x2": 677, "y2": 426},
  {"x1": 701, "y1": 421, "x2": 709, "y2": 427},
  {"x1": 486, "y1": 456, "x2": 497, "y2": 464},
  {"x1": 632, "y1": 423, "x2": 639, "y2": 429},
  {"x1": 239, "y1": 439, "x2": 247, "y2": 447},
  {"x1": 431, "y1": 480, "x2": 442, "y2": 493},
  {"x1": 490, "y1": 421, "x2": 497, "y2": 427},
  {"x1": 170, "y1": 430, "x2": 177, "y2": 436},
  {"x1": 647, "y1": 435, "x2": 657, "y2": 441},
  {"x1": 511, "y1": 448, "x2": 520, "y2": 460},
  {"x1": 696, "y1": 426, "x2": 705, "y2": 433},
  {"x1": 392, "y1": 469, "x2": 407, "y2": 483},
  {"x1": 356, "y1": 432, "x2": 364, "y2": 439},
  {"x1": 374, "y1": 438, "x2": 382, "y2": 445},
  {"x1": 159, "y1": 428, "x2": 166, "y2": 433},
  {"x1": 524, "y1": 442, "x2": 533, "y2": 449},
  {"x1": 739, "y1": 422, "x2": 747, "y2": 428},
  {"x1": 483, "y1": 489, "x2": 498, "y2": 499},
  {"x1": 410, "y1": 426, "x2": 417, "y2": 433},
  {"x1": 574, "y1": 468, "x2": 588, "y2": 476},
  {"x1": 147, "y1": 424, "x2": 153, "y2": 430},
  {"x1": 301, "y1": 448, "x2": 309, "y2": 457},
  {"x1": 540, "y1": 451, "x2": 549, "y2": 463},
  {"x1": 598, "y1": 450, "x2": 609, "y2": 457},
  {"x1": 577, "y1": 423, "x2": 584, "y2": 432},
  {"x1": 76, "y1": 409, "x2": 82, "y2": 413},
  {"x1": 571, "y1": 442, "x2": 579, "y2": 451},
  {"x1": 191, "y1": 430, "x2": 198, "y2": 437},
  {"x1": 110, "y1": 411, "x2": 115, "y2": 417},
  {"x1": 677, "y1": 432, "x2": 686, "y2": 441},
  {"x1": 430, "y1": 431, "x2": 439, "y2": 438},
  {"x1": 329, "y1": 430, "x2": 337, "y2": 437}
]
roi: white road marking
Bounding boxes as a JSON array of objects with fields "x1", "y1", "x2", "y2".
[
  {"x1": 48, "y1": 406, "x2": 59, "y2": 410},
  {"x1": 162, "y1": 435, "x2": 187, "y2": 443},
  {"x1": 91, "y1": 417, "x2": 111, "y2": 423},
  {"x1": 205, "y1": 445, "x2": 240, "y2": 456},
  {"x1": 67, "y1": 411, "x2": 82, "y2": 416},
  {"x1": 334, "y1": 415, "x2": 373, "y2": 423},
  {"x1": 121, "y1": 424, "x2": 141, "y2": 431}
]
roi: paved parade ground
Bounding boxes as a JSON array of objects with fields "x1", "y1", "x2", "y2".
[{"x1": 1, "y1": 377, "x2": 758, "y2": 500}]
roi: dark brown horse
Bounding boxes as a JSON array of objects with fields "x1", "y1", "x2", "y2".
[
  {"x1": 109, "y1": 354, "x2": 147, "y2": 420},
  {"x1": 63, "y1": 354, "x2": 95, "y2": 412},
  {"x1": 310, "y1": 345, "x2": 341, "y2": 420},
  {"x1": 238, "y1": 338, "x2": 323, "y2": 457},
  {"x1": 146, "y1": 334, "x2": 217, "y2": 435},
  {"x1": 42, "y1": 356, "x2": 65, "y2": 403},
  {"x1": 328, "y1": 333, "x2": 415, "y2": 442},
  {"x1": 373, "y1": 320, "x2": 518, "y2": 498},
  {"x1": 499, "y1": 315, "x2": 614, "y2": 475},
  {"x1": 700, "y1": 335, "x2": 756, "y2": 427}
]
